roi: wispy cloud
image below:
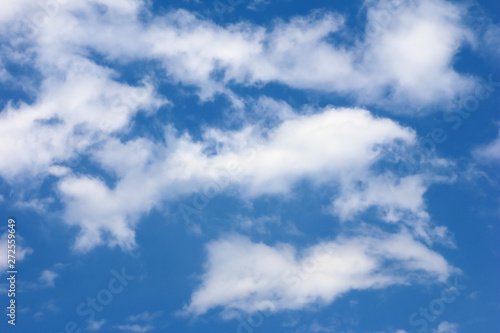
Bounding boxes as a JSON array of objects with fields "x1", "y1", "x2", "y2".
[
  {"x1": 86, "y1": 319, "x2": 106, "y2": 331},
  {"x1": 0, "y1": 231, "x2": 33, "y2": 273},
  {"x1": 433, "y1": 321, "x2": 459, "y2": 333},
  {"x1": 128, "y1": 311, "x2": 163, "y2": 322},
  {"x1": 115, "y1": 324, "x2": 155, "y2": 333},
  {"x1": 38, "y1": 269, "x2": 59, "y2": 287},
  {"x1": 473, "y1": 129, "x2": 500, "y2": 162}
]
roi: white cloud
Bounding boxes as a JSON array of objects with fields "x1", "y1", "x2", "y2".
[
  {"x1": 0, "y1": 231, "x2": 33, "y2": 273},
  {"x1": 333, "y1": 174, "x2": 428, "y2": 221},
  {"x1": 0, "y1": 59, "x2": 11, "y2": 82},
  {"x1": 182, "y1": 229, "x2": 457, "y2": 316},
  {"x1": 0, "y1": 0, "x2": 467, "y2": 253},
  {"x1": 128, "y1": 311, "x2": 163, "y2": 322},
  {"x1": 1, "y1": 0, "x2": 477, "y2": 110},
  {"x1": 115, "y1": 324, "x2": 154, "y2": 333},
  {"x1": 235, "y1": 215, "x2": 281, "y2": 234},
  {"x1": 87, "y1": 319, "x2": 106, "y2": 331},
  {"x1": 0, "y1": 0, "x2": 39, "y2": 24},
  {"x1": 433, "y1": 321, "x2": 459, "y2": 333},
  {"x1": 0, "y1": 58, "x2": 166, "y2": 181},
  {"x1": 473, "y1": 129, "x2": 500, "y2": 162},
  {"x1": 308, "y1": 320, "x2": 335, "y2": 332},
  {"x1": 48, "y1": 165, "x2": 71, "y2": 177},
  {"x1": 56, "y1": 106, "x2": 433, "y2": 251},
  {"x1": 0, "y1": 0, "x2": 479, "y2": 323},
  {"x1": 358, "y1": 0, "x2": 475, "y2": 109},
  {"x1": 476, "y1": 17, "x2": 500, "y2": 58},
  {"x1": 330, "y1": 172, "x2": 449, "y2": 243},
  {"x1": 38, "y1": 269, "x2": 58, "y2": 287},
  {"x1": 14, "y1": 197, "x2": 53, "y2": 214},
  {"x1": 142, "y1": 1, "x2": 475, "y2": 109},
  {"x1": 116, "y1": 310, "x2": 162, "y2": 333}
]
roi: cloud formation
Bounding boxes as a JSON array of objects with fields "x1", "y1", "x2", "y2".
[
  {"x1": 55, "y1": 106, "x2": 445, "y2": 251},
  {"x1": 183, "y1": 229, "x2": 457, "y2": 316},
  {"x1": 0, "y1": 0, "x2": 487, "y2": 325},
  {"x1": 0, "y1": 0, "x2": 476, "y2": 250},
  {"x1": 1, "y1": 0, "x2": 475, "y2": 109}
]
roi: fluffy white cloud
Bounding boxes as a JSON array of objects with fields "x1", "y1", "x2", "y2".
[
  {"x1": 0, "y1": 0, "x2": 464, "y2": 252},
  {"x1": 358, "y1": 0, "x2": 475, "y2": 108},
  {"x1": 182, "y1": 229, "x2": 457, "y2": 316},
  {"x1": 56, "y1": 106, "x2": 431, "y2": 251},
  {"x1": 0, "y1": 0, "x2": 40, "y2": 24},
  {"x1": 0, "y1": 0, "x2": 473, "y2": 322},
  {"x1": 333, "y1": 174, "x2": 428, "y2": 221},
  {"x1": 1, "y1": 0, "x2": 476, "y2": 110},
  {"x1": 330, "y1": 172, "x2": 449, "y2": 242},
  {"x1": 0, "y1": 58, "x2": 165, "y2": 181},
  {"x1": 128, "y1": 0, "x2": 476, "y2": 109}
]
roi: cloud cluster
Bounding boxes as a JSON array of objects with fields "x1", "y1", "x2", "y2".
[
  {"x1": 1, "y1": 0, "x2": 475, "y2": 109},
  {"x1": 0, "y1": 59, "x2": 164, "y2": 181},
  {"x1": 0, "y1": 0, "x2": 484, "y2": 320},
  {"x1": 0, "y1": 0, "x2": 476, "y2": 251},
  {"x1": 0, "y1": 2, "x2": 464, "y2": 277},
  {"x1": 55, "y1": 105, "x2": 447, "y2": 251}
]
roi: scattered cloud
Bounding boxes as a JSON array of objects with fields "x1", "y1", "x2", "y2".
[
  {"x1": 473, "y1": 129, "x2": 500, "y2": 162},
  {"x1": 235, "y1": 215, "x2": 281, "y2": 234},
  {"x1": 115, "y1": 324, "x2": 155, "y2": 333},
  {"x1": 0, "y1": 0, "x2": 477, "y2": 253},
  {"x1": 433, "y1": 321, "x2": 459, "y2": 333},
  {"x1": 38, "y1": 269, "x2": 59, "y2": 287},
  {"x1": 128, "y1": 311, "x2": 163, "y2": 322},
  {"x1": 86, "y1": 319, "x2": 106, "y2": 331},
  {"x1": 0, "y1": 1, "x2": 494, "y2": 330}
]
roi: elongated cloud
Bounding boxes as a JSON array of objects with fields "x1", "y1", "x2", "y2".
[
  {"x1": 182, "y1": 229, "x2": 457, "y2": 316},
  {"x1": 55, "y1": 105, "x2": 447, "y2": 251},
  {"x1": 1, "y1": 0, "x2": 475, "y2": 109}
]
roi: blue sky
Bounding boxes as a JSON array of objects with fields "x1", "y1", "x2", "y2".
[{"x1": 0, "y1": 0, "x2": 499, "y2": 332}]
